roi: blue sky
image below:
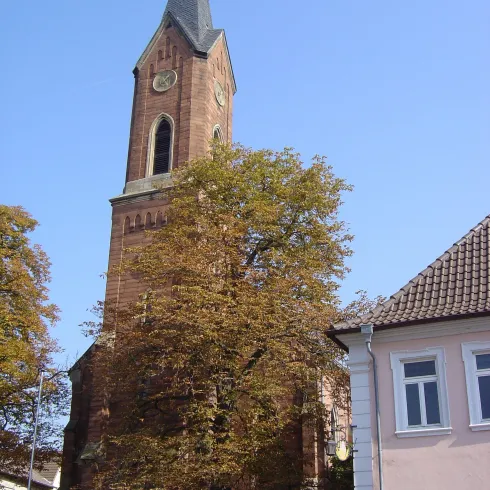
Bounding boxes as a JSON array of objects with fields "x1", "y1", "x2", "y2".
[{"x1": 1, "y1": 0, "x2": 489, "y2": 368}]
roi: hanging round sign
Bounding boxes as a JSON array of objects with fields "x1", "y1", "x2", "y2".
[{"x1": 335, "y1": 440, "x2": 351, "y2": 462}]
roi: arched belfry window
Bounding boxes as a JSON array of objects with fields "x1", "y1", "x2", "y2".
[
  {"x1": 154, "y1": 119, "x2": 171, "y2": 175},
  {"x1": 147, "y1": 114, "x2": 174, "y2": 177}
]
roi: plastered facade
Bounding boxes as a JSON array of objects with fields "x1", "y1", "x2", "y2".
[{"x1": 342, "y1": 317, "x2": 490, "y2": 490}]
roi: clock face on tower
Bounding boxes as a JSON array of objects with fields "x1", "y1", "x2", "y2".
[
  {"x1": 214, "y1": 80, "x2": 226, "y2": 107},
  {"x1": 153, "y1": 70, "x2": 178, "y2": 92}
]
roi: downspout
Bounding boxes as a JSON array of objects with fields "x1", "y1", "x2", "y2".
[{"x1": 360, "y1": 324, "x2": 384, "y2": 490}]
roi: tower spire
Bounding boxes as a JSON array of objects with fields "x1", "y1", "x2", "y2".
[{"x1": 164, "y1": 0, "x2": 220, "y2": 53}]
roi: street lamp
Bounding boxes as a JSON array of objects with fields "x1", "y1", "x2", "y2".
[
  {"x1": 326, "y1": 424, "x2": 356, "y2": 461},
  {"x1": 27, "y1": 372, "x2": 44, "y2": 490},
  {"x1": 326, "y1": 439, "x2": 337, "y2": 456}
]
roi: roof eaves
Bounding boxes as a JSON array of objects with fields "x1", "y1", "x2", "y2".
[
  {"x1": 332, "y1": 310, "x2": 490, "y2": 337},
  {"x1": 327, "y1": 329, "x2": 350, "y2": 352}
]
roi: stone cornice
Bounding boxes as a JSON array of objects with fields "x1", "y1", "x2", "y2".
[{"x1": 110, "y1": 189, "x2": 161, "y2": 207}]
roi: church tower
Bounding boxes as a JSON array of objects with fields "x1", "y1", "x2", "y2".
[
  {"x1": 106, "y1": 0, "x2": 236, "y2": 314},
  {"x1": 60, "y1": 2, "x2": 236, "y2": 488}
]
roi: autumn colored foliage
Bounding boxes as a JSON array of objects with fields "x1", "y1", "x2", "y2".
[
  {"x1": 0, "y1": 205, "x2": 67, "y2": 472},
  {"x1": 93, "y1": 145, "x2": 354, "y2": 489}
]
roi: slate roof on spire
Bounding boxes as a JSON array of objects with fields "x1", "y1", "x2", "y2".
[
  {"x1": 164, "y1": 0, "x2": 223, "y2": 53},
  {"x1": 135, "y1": 0, "x2": 236, "y2": 92},
  {"x1": 334, "y1": 214, "x2": 490, "y2": 332}
]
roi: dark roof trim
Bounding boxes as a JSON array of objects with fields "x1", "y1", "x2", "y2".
[{"x1": 327, "y1": 331, "x2": 349, "y2": 352}]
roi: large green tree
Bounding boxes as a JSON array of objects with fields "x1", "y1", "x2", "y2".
[
  {"x1": 0, "y1": 205, "x2": 67, "y2": 472},
  {"x1": 94, "y1": 144, "x2": 353, "y2": 489}
]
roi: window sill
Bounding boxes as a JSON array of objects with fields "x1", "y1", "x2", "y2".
[
  {"x1": 470, "y1": 423, "x2": 490, "y2": 432},
  {"x1": 396, "y1": 427, "x2": 453, "y2": 438}
]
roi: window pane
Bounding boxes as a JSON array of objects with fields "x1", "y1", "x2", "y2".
[
  {"x1": 406, "y1": 384, "x2": 422, "y2": 426},
  {"x1": 424, "y1": 381, "x2": 441, "y2": 425},
  {"x1": 476, "y1": 354, "x2": 490, "y2": 371},
  {"x1": 478, "y1": 375, "x2": 490, "y2": 420},
  {"x1": 404, "y1": 360, "x2": 436, "y2": 378}
]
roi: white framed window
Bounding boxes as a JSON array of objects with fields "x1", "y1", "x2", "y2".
[
  {"x1": 462, "y1": 341, "x2": 490, "y2": 431},
  {"x1": 390, "y1": 347, "x2": 452, "y2": 438}
]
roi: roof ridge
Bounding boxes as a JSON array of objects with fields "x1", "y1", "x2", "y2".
[
  {"x1": 455, "y1": 214, "x2": 490, "y2": 245},
  {"x1": 381, "y1": 213, "x2": 490, "y2": 303},
  {"x1": 164, "y1": 0, "x2": 215, "y2": 48}
]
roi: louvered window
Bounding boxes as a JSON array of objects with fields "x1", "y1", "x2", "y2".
[{"x1": 153, "y1": 119, "x2": 171, "y2": 175}]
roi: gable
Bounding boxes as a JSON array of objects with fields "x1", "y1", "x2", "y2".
[{"x1": 135, "y1": 12, "x2": 237, "y2": 94}]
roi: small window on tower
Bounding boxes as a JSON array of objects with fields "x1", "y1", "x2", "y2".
[
  {"x1": 213, "y1": 125, "x2": 223, "y2": 142},
  {"x1": 153, "y1": 119, "x2": 172, "y2": 175}
]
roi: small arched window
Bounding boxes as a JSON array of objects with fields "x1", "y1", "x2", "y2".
[
  {"x1": 213, "y1": 125, "x2": 223, "y2": 142},
  {"x1": 135, "y1": 215, "x2": 142, "y2": 230},
  {"x1": 153, "y1": 118, "x2": 172, "y2": 175},
  {"x1": 124, "y1": 216, "x2": 131, "y2": 235},
  {"x1": 145, "y1": 212, "x2": 152, "y2": 229}
]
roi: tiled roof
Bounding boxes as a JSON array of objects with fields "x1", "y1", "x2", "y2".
[
  {"x1": 39, "y1": 462, "x2": 60, "y2": 485},
  {"x1": 164, "y1": 0, "x2": 223, "y2": 53},
  {"x1": 0, "y1": 467, "x2": 56, "y2": 488},
  {"x1": 335, "y1": 214, "x2": 490, "y2": 332}
]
